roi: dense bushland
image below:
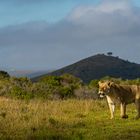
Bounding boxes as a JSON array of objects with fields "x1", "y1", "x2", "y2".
[
  {"x1": 1, "y1": 71, "x2": 140, "y2": 100},
  {"x1": 0, "y1": 72, "x2": 97, "y2": 100}
]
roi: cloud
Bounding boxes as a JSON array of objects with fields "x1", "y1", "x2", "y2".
[
  {"x1": 96, "y1": 0, "x2": 131, "y2": 12},
  {"x1": 0, "y1": 0, "x2": 140, "y2": 69},
  {"x1": 68, "y1": 0, "x2": 140, "y2": 36},
  {"x1": 0, "y1": 21, "x2": 49, "y2": 50}
]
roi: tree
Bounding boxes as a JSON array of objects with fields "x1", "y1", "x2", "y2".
[
  {"x1": 107, "y1": 52, "x2": 113, "y2": 56},
  {"x1": 0, "y1": 71, "x2": 10, "y2": 79}
]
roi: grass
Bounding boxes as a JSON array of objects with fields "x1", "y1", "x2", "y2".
[{"x1": 0, "y1": 97, "x2": 140, "y2": 140}]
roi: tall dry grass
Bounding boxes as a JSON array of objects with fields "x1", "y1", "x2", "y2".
[
  {"x1": 0, "y1": 97, "x2": 105, "y2": 139},
  {"x1": 0, "y1": 97, "x2": 140, "y2": 139}
]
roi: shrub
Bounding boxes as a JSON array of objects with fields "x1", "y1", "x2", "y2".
[
  {"x1": 60, "y1": 73, "x2": 82, "y2": 88},
  {"x1": 0, "y1": 71, "x2": 10, "y2": 79},
  {"x1": 74, "y1": 86, "x2": 98, "y2": 99},
  {"x1": 89, "y1": 80, "x2": 99, "y2": 88},
  {"x1": 10, "y1": 86, "x2": 34, "y2": 100},
  {"x1": 59, "y1": 86, "x2": 73, "y2": 99},
  {"x1": 40, "y1": 76, "x2": 61, "y2": 87}
]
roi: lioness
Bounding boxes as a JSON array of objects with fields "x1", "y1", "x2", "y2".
[{"x1": 98, "y1": 81, "x2": 140, "y2": 119}]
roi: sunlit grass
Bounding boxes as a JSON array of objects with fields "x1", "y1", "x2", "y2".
[{"x1": 0, "y1": 97, "x2": 140, "y2": 139}]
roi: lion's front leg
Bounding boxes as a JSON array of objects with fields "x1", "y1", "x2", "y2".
[
  {"x1": 120, "y1": 103, "x2": 128, "y2": 119},
  {"x1": 106, "y1": 96, "x2": 115, "y2": 119},
  {"x1": 108, "y1": 103, "x2": 115, "y2": 119}
]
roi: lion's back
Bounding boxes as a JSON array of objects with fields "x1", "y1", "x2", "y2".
[{"x1": 113, "y1": 84, "x2": 136, "y2": 103}]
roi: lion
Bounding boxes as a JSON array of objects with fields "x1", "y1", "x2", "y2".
[{"x1": 98, "y1": 81, "x2": 140, "y2": 119}]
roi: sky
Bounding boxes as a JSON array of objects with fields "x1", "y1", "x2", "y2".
[{"x1": 0, "y1": 0, "x2": 140, "y2": 70}]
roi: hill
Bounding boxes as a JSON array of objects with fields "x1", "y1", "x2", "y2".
[{"x1": 33, "y1": 54, "x2": 140, "y2": 83}]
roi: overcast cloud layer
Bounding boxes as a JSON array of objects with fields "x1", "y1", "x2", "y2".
[{"x1": 0, "y1": 0, "x2": 140, "y2": 70}]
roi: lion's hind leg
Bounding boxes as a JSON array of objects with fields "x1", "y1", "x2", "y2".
[
  {"x1": 135, "y1": 99, "x2": 140, "y2": 120},
  {"x1": 120, "y1": 103, "x2": 128, "y2": 119}
]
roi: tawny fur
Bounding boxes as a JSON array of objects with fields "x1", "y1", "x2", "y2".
[{"x1": 98, "y1": 81, "x2": 140, "y2": 119}]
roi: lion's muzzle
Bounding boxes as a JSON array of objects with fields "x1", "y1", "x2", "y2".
[{"x1": 98, "y1": 91, "x2": 106, "y2": 98}]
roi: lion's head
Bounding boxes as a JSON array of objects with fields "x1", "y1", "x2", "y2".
[{"x1": 98, "y1": 81, "x2": 114, "y2": 98}]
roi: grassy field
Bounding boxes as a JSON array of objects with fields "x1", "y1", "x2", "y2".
[{"x1": 0, "y1": 97, "x2": 140, "y2": 140}]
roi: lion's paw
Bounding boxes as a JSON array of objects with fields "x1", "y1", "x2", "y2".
[{"x1": 121, "y1": 115, "x2": 128, "y2": 119}]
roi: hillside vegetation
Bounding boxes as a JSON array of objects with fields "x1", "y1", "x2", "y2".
[
  {"x1": 1, "y1": 70, "x2": 140, "y2": 100},
  {"x1": 33, "y1": 54, "x2": 140, "y2": 83},
  {"x1": 0, "y1": 72, "x2": 98, "y2": 100}
]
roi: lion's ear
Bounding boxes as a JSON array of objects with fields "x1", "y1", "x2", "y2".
[
  {"x1": 98, "y1": 81, "x2": 103, "y2": 85},
  {"x1": 108, "y1": 82, "x2": 114, "y2": 87}
]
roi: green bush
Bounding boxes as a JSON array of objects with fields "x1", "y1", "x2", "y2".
[
  {"x1": 89, "y1": 80, "x2": 99, "y2": 88},
  {"x1": 40, "y1": 76, "x2": 61, "y2": 87},
  {"x1": 0, "y1": 71, "x2": 10, "y2": 79},
  {"x1": 10, "y1": 86, "x2": 34, "y2": 100},
  {"x1": 59, "y1": 86, "x2": 73, "y2": 99},
  {"x1": 60, "y1": 73, "x2": 82, "y2": 87}
]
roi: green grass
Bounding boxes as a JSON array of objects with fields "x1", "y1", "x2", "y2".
[{"x1": 0, "y1": 97, "x2": 140, "y2": 140}]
